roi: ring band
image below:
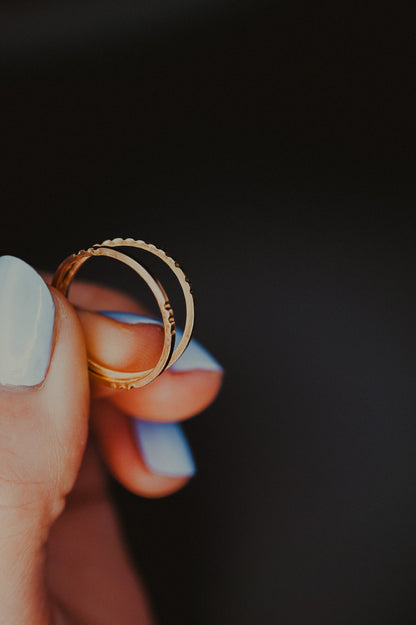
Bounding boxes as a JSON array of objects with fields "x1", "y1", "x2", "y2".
[
  {"x1": 97, "y1": 238, "x2": 194, "y2": 369},
  {"x1": 52, "y1": 238, "x2": 194, "y2": 390}
]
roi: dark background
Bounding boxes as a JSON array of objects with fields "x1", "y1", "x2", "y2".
[{"x1": 1, "y1": 2, "x2": 416, "y2": 623}]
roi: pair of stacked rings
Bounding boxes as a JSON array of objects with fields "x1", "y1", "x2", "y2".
[{"x1": 52, "y1": 238, "x2": 194, "y2": 390}]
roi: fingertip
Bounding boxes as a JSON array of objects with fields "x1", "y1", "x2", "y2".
[
  {"x1": 92, "y1": 400, "x2": 193, "y2": 498},
  {"x1": 133, "y1": 419, "x2": 196, "y2": 478},
  {"x1": 77, "y1": 309, "x2": 164, "y2": 373},
  {"x1": 0, "y1": 256, "x2": 55, "y2": 388},
  {"x1": 170, "y1": 330, "x2": 223, "y2": 374},
  {"x1": 111, "y1": 368, "x2": 223, "y2": 421}
]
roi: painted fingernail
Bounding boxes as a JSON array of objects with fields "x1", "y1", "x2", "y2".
[
  {"x1": 99, "y1": 311, "x2": 162, "y2": 326},
  {"x1": 0, "y1": 256, "x2": 55, "y2": 387},
  {"x1": 169, "y1": 329, "x2": 223, "y2": 373},
  {"x1": 100, "y1": 311, "x2": 223, "y2": 372},
  {"x1": 133, "y1": 419, "x2": 196, "y2": 477}
]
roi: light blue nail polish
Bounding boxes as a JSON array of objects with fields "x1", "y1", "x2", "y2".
[
  {"x1": 133, "y1": 419, "x2": 196, "y2": 477},
  {"x1": 100, "y1": 311, "x2": 162, "y2": 326},
  {"x1": 100, "y1": 311, "x2": 223, "y2": 373},
  {"x1": 169, "y1": 329, "x2": 223, "y2": 373},
  {"x1": 0, "y1": 256, "x2": 55, "y2": 386}
]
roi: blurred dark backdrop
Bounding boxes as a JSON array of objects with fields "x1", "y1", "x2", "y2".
[{"x1": 1, "y1": 2, "x2": 416, "y2": 623}]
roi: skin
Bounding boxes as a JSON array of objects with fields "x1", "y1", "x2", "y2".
[{"x1": 0, "y1": 277, "x2": 223, "y2": 625}]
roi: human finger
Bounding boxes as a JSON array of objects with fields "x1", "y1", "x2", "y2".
[
  {"x1": 91, "y1": 399, "x2": 193, "y2": 498},
  {"x1": 0, "y1": 256, "x2": 89, "y2": 624},
  {"x1": 103, "y1": 313, "x2": 223, "y2": 421},
  {"x1": 41, "y1": 275, "x2": 223, "y2": 412}
]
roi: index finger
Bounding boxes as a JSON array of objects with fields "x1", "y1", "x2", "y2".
[
  {"x1": 41, "y1": 273, "x2": 223, "y2": 413},
  {"x1": 41, "y1": 273, "x2": 164, "y2": 397}
]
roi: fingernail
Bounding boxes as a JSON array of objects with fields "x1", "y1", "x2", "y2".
[
  {"x1": 100, "y1": 311, "x2": 223, "y2": 373},
  {"x1": 169, "y1": 329, "x2": 223, "y2": 373},
  {"x1": 0, "y1": 256, "x2": 55, "y2": 387},
  {"x1": 99, "y1": 311, "x2": 162, "y2": 326},
  {"x1": 133, "y1": 418, "x2": 196, "y2": 478}
]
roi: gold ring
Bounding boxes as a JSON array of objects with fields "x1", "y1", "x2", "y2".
[{"x1": 52, "y1": 238, "x2": 194, "y2": 390}]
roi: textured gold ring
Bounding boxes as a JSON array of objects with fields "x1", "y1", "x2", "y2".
[{"x1": 52, "y1": 238, "x2": 194, "y2": 390}]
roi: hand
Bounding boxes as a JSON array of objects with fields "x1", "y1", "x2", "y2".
[{"x1": 0, "y1": 255, "x2": 223, "y2": 625}]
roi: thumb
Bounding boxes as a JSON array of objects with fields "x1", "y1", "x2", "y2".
[{"x1": 0, "y1": 256, "x2": 90, "y2": 625}]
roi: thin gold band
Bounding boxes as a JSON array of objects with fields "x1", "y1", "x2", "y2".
[
  {"x1": 52, "y1": 238, "x2": 194, "y2": 390},
  {"x1": 97, "y1": 238, "x2": 194, "y2": 369}
]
